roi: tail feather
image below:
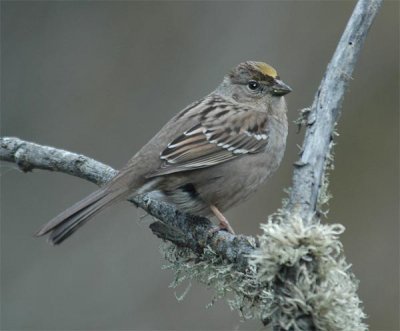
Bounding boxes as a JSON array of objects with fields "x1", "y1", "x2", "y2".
[{"x1": 36, "y1": 188, "x2": 125, "y2": 245}]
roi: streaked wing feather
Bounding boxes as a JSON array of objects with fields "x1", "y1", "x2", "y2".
[
  {"x1": 165, "y1": 143, "x2": 217, "y2": 164},
  {"x1": 147, "y1": 97, "x2": 269, "y2": 177}
]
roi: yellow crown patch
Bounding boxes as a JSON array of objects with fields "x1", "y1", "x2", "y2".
[{"x1": 251, "y1": 62, "x2": 278, "y2": 78}]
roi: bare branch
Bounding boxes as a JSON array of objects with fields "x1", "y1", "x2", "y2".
[
  {"x1": 288, "y1": 0, "x2": 383, "y2": 222},
  {"x1": 0, "y1": 137, "x2": 117, "y2": 185},
  {"x1": 0, "y1": 136, "x2": 256, "y2": 271},
  {"x1": 265, "y1": 0, "x2": 382, "y2": 329}
]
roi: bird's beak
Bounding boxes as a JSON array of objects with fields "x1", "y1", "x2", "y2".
[{"x1": 272, "y1": 79, "x2": 292, "y2": 96}]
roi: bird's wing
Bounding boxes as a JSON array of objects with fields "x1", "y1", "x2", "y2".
[{"x1": 147, "y1": 98, "x2": 269, "y2": 177}]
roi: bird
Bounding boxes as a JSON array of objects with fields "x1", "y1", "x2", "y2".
[{"x1": 36, "y1": 61, "x2": 291, "y2": 245}]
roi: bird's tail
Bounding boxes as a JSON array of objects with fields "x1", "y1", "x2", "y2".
[{"x1": 35, "y1": 188, "x2": 126, "y2": 245}]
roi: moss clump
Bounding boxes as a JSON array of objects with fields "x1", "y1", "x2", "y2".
[
  {"x1": 161, "y1": 242, "x2": 274, "y2": 321},
  {"x1": 251, "y1": 213, "x2": 367, "y2": 331},
  {"x1": 160, "y1": 127, "x2": 366, "y2": 330},
  {"x1": 161, "y1": 210, "x2": 366, "y2": 331}
]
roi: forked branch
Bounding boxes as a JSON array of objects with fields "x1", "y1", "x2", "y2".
[{"x1": 0, "y1": 0, "x2": 382, "y2": 330}]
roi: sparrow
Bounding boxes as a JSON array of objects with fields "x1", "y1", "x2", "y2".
[{"x1": 36, "y1": 61, "x2": 291, "y2": 244}]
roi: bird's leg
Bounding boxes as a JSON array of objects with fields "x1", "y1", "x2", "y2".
[{"x1": 209, "y1": 205, "x2": 235, "y2": 234}]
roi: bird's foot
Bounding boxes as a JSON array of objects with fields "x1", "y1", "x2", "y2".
[{"x1": 209, "y1": 205, "x2": 235, "y2": 235}]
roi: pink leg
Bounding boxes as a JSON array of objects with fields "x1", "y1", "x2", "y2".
[{"x1": 210, "y1": 205, "x2": 235, "y2": 234}]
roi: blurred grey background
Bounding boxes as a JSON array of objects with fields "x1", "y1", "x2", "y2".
[{"x1": 1, "y1": 1, "x2": 398, "y2": 330}]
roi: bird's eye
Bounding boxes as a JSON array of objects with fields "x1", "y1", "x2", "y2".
[{"x1": 247, "y1": 80, "x2": 260, "y2": 91}]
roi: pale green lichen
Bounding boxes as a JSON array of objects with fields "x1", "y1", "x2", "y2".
[
  {"x1": 317, "y1": 129, "x2": 338, "y2": 215},
  {"x1": 160, "y1": 124, "x2": 366, "y2": 330},
  {"x1": 161, "y1": 211, "x2": 366, "y2": 330},
  {"x1": 251, "y1": 213, "x2": 367, "y2": 331},
  {"x1": 161, "y1": 242, "x2": 274, "y2": 321},
  {"x1": 294, "y1": 107, "x2": 312, "y2": 133},
  {"x1": 160, "y1": 209, "x2": 366, "y2": 330}
]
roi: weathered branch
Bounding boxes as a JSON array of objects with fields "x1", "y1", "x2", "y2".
[
  {"x1": 1, "y1": 1, "x2": 382, "y2": 330},
  {"x1": 0, "y1": 136, "x2": 256, "y2": 271},
  {"x1": 268, "y1": 1, "x2": 382, "y2": 329},
  {"x1": 288, "y1": 0, "x2": 383, "y2": 222}
]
